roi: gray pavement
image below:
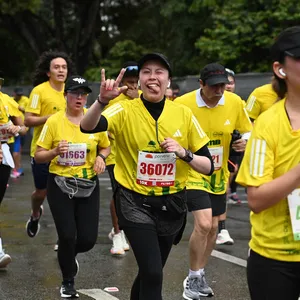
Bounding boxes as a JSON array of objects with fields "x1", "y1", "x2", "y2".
[{"x1": 0, "y1": 159, "x2": 251, "y2": 300}]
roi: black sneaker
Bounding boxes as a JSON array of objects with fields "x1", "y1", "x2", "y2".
[
  {"x1": 26, "y1": 206, "x2": 43, "y2": 238},
  {"x1": 60, "y1": 281, "x2": 79, "y2": 298}
]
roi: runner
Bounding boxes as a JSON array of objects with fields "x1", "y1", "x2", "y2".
[
  {"x1": 24, "y1": 51, "x2": 72, "y2": 241},
  {"x1": 80, "y1": 53, "x2": 214, "y2": 300},
  {"x1": 236, "y1": 26, "x2": 300, "y2": 300},
  {"x1": 245, "y1": 83, "x2": 278, "y2": 122},
  {"x1": 0, "y1": 76, "x2": 27, "y2": 268},
  {"x1": 105, "y1": 61, "x2": 140, "y2": 256},
  {"x1": 34, "y1": 75, "x2": 110, "y2": 298},
  {"x1": 175, "y1": 63, "x2": 252, "y2": 300},
  {"x1": 11, "y1": 87, "x2": 30, "y2": 178}
]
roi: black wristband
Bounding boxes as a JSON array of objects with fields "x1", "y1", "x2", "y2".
[
  {"x1": 98, "y1": 153, "x2": 106, "y2": 162},
  {"x1": 96, "y1": 94, "x2": 109, "y2": 107}
]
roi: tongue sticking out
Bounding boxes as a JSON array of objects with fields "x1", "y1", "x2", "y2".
[{"x1": 147, "y1": 84, "x2": 160, "y2": 93}]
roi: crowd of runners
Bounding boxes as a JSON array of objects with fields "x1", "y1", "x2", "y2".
[{"x1": 0, "y1": 25, "x2": 300, "y2": 300}]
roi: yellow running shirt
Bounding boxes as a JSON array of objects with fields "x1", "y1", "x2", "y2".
[
  {"x1": 105, "y1": 91, "x2": 141, "y2": 166},
  {"x1": 236, "y1": 99, "x2": 300, "y2": 262},
  {"x1": 245, "y1": 84, "x2": 278, "y2": 120},
  {"x1": 102, "y1": 98, "x2": 209, "y2": 196},
  {"x1": 176, "y1": 89, "x2": 252, "y2": 194},
  {"x1": 26, "y1": 81, "x2": 66, "y2": 157},
  {"x1": 36, "y1": 110, "x2": 110, "y2": 179}
]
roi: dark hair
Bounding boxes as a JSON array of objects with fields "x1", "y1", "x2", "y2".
[
  {"x1": 272, "y1": 75, "x2": 286, "y2": 100},
  {"x1": 32, "y1": 51, "x2": 74, "y2": 87}
]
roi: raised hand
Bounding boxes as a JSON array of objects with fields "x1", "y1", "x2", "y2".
[
  {"x1": 160, "y1": 137, "x2": 185, "y2": 158},
  {"x1": 98, "y1": 68, "x2": 128, "y2": 104}
]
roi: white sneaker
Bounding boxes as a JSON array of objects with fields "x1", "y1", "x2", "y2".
[
  {"x1": 108, "y1": 227, "x2": 115, "y2": 240},
  {"x1": 120, "y1": 230, "x2": 130, "y2": 251},
  {"x1": 216, "y1": 229, "x2": 234, "y2": 245},
  {"x1": 110, "y1": 233, "x2": 125, "y2": 256},
  {"x1": 0, "y1": 250, "x2": 12, "y2": 268}
]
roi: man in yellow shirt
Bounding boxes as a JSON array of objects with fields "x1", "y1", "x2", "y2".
[
  {"x1": 176, "y1": 63, "x2": 252, "y2": 299},
  {"x1": 245, "y1": 83, "x2": 278, "y2": 121},
  {"x1": 106, "y1": 61, "x2": 139, "y2": 256},
  {"x1": 25, "y1": 51, "x2": 73, "y2": 239}
]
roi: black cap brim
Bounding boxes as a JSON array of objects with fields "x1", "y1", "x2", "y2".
[
  {"x1": 205, "y1": 76, "x2": 230, "y2": 86},
  {"x1": 285, "y1": 47, "x2": 300, "y2": 58},
  {"x1": 138, "y1": 53, "x2": 172, "y2": 77},
  {"x1": 66, "y1": 85, "x2": 92, "y2": 93}
]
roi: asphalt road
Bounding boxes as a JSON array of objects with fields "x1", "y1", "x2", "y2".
[{"x1": 0, "y1": 159, "x2": 251, "y2": 300}]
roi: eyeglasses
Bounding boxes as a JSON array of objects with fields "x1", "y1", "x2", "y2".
[
  {"x1": 67, "y1": 91, "x2": 89, "y2": 98},
  {"x1": 126, "y1": 66, "x2": 138, "y2": 71}
]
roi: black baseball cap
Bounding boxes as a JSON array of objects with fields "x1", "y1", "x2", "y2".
[
  {"x1": 14, "y1": 87, "x2": 24, "y2": 95},
  {"x1": 271, "y1": 26, "x2": 300, "y2": 62},
  {"x1": 64, "y1": 75, "x2": 92, "y2": 93},
  {"x1": 200, "y1": 63, "x2": 229, "y2": 86},
  {"x1": 138, "y1": 53, "x2": 172, "y2": 77},
  {"x1": 122, "y1": 61, "x2": 138, "y2": 78}
]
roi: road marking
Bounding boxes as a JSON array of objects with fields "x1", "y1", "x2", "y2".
[
  {"x1": 79, "y1": 289, "x2": 119, "y2": 300},
  {"x1": 211, "y1": 250, "x2": 247, "y2": 268}
]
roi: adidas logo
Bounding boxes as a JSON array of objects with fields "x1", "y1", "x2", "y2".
[
  {"x1": 88, "y1": 134, "x2": 95, "y2": 139},
  {"x1": 173, "y1": 129, "x2": 182, "y2": 137},
  {"x1": 224, "y1": 119, "x2": 230, "y2": 125}
]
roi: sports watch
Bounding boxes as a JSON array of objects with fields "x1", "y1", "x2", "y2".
[{"x1": 180, "y1": 148, "x2": 194, "y2": 163}]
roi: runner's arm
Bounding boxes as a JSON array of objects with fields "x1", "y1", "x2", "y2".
[{"x1": 24, "y1": 112, "x2": 51, "y2": 127}]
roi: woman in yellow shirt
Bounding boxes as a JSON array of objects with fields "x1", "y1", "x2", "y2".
[
  {"x1": 237, "y1": 27, "x2": 300, "y2": 300},
  {"x1": 34, "y1": 75, "x2": 110, "y2": 298},
  {"x1": 81, "y1": 53, "x2": 214, "y2": 300}
]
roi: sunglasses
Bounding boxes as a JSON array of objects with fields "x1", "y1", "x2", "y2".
[
  {"x1": 126, "y1": 66, "x2": 138, "y2": 71},
  {"x1": 67, "y1": 91, "x2": 89, "y2": 98}
]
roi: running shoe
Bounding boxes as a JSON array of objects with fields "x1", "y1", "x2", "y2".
[
  {"x1": 110, "y1": 232, "x2": 125, "y2": 256},
  {"x1": 0, "y1": 250, "x2": 12, "y2": 268},
  {"x1": 227, "y1": 193, "x2": 241, "y2": 204},
  {"x1": 216, "y1": 229, "x2": 234, "y2": 245},
  {"x1": 26, "y1": 206, "x2": 43, "y2": 238},
  {"x1": 183, "y1": 275, "x2": 201, "y2": 300},
  {"x1": 120, "y1": 230, "x2": 130, "y2": 251},
  {"x1": 60, "y1": 280, "x2": 79, "y2": 298}
]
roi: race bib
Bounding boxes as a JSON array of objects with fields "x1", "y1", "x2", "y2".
[
  {"x1": 0, "y1": 121, "x2": 14, "y2": 142},
  {"x1": 287, "y1": 189, "x2": 300, "y2": 241},
  {"x1": 136, "y1": 151, "x2": 176, "y2": 187},
  {"x1": 57, "y1": 143, "x2": 87, "y2": 166},
  {"x1": 209, "y1": 146, "x2": 223, "y2": 170}
]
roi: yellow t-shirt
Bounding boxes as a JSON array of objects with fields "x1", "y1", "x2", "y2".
[
  {"x1": 237, "y1": 99, "x2": 300, "y2": 261},
  {"x1": 0, "y1": 93, "x2": 22, "y2": 143},
  {"x1": 36, "y1": 110, "x2": 110, "y2": 179},
  {"x1": 245, "y1": 84, "x2": 278, "y2": 120},
  {"x1": 26, "y1": 81, "x2": 66, "y2": 157},
  {"x1": 102, "y1": 98, "x2": 209, "y2": 196},
  {"x1": 176, "y1": 89, "x2": 252, "y2": 194},
  {"x1": 105, "y1": 91, "x2": 141, "y2": 166}
]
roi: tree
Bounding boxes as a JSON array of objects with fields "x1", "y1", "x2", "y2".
[{"x1": 195, "y1": 0, "x2": 300, "y2": 72}]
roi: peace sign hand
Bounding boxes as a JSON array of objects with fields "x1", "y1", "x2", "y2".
[{"x1": 99, "y1": 68, "x2": 129, "y2": 104}]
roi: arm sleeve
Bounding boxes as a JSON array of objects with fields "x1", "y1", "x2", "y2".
[
  {"x1": 236, "y1": 121, "x2": 275, "y2": 187},
  {"x1": 245, "y1": 91, "x2": 261, "y2": 120},
  {"x1": 80, "y1": 115, "x2": 108, "y2": 133},
  {"x1": 26, "y1": 87, "x2": 42, "y2": 115},
  {"x1": 194, "y1": 144, "x2": 214, "y2": 176},
  {"x1": 236, "y1": 99, "x2": 253, "y2": 134}
]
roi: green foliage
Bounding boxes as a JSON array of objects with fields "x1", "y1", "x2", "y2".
[
  {"x1": 195, "y1": 0, "x2": 300, "y2": 72},
  {"x1": 0, "y1": 0, "x2": 40, "y2": 14},
  {"x1": 85, "y1": 40, "x2": 147, "y2": 80}
]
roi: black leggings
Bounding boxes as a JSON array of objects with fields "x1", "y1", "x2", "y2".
[
  {"x1": 47, "y1": 173, "x2": 100, "y2": 280},
  {"x1": 247, "y1": 250, "x2": 300, "y2": 300},
  {"x1": 0, "y1": 164, "x2": 11, "y2": 205},
  {"x1": 123, "y1": 226, "x2": 177, "y2": 300}
]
